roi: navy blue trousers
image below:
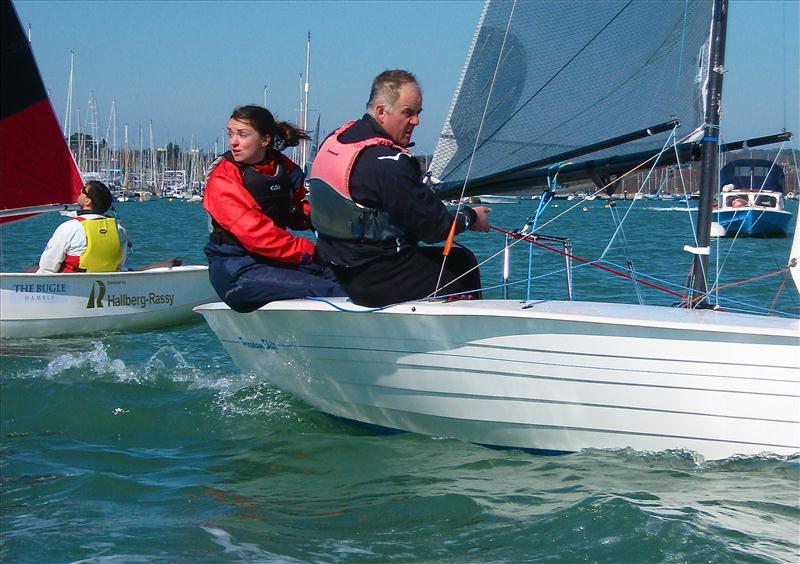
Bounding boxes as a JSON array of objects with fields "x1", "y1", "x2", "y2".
[{"x1": 205, "y1": 242, "x2": 346, "y2": 313}]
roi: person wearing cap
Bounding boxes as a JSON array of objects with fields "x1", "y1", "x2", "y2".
[
  {"x1": 203, "y1": 105, "x2": 344, "y2": 313},
  {"x1": 38, "y1": 180, "x2": 127, "y2": 273}
]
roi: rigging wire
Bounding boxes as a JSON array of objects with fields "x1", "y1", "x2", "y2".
[
  {"x1": 521, "y1": 164, "x2": 566, "y2": 301},
  {"x1": 531, "y1": 126, "x2": 704, "y2": 233},
  {"x1": 693, "y1": 135, "x2": 794, "y2": 310},
  {"x1": 491, "y1": 224, "x2": 795, "y2": 315},
  {"x1": 606, "y1": 203, "x2": 644, "y2": 305},
  {"x1": 599, "y1": 127, "x2": 681, "y2": 305},
  {"x1": 427, "y1": 124, "x2": 795, "y2": 316},
  {"x1": 490, "y1": 225, "x2": 685, "y2": 299},
  {"x1": 431, "y1": 0, "x2": 517, "y2": 298},
  {"x1": 429, "y1": 127, "x2": 702, "y2": 300},
  {"x1": 599, "y1": 127, "x2": 679, "y2": 260}
]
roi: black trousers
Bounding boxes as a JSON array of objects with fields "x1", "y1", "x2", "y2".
[{"x1": 333, "y1": 246, "x2": 481, "y2": 307}]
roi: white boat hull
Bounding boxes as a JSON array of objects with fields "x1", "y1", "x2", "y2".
[
  {"x1": 475, "y1": 195, "x2": 521, "y2": 204},
  {"x1": 197, "y1": 298, "x2": 800, "y2": 460},
  {"x1": 1, "y1": 266, "x2": 216, "y2": 338}
]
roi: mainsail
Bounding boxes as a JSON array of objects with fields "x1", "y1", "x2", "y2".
[
  {"x1": 0, "y1": 0, "x2": 83, "y2": 223},
  {"x1": 430, "y1": 0, "x2": 715, "y2": 197}
]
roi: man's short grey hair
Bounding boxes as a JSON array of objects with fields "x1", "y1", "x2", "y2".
[{"x1": 366, "y1": 69, "x2": 420, "y2": 115}]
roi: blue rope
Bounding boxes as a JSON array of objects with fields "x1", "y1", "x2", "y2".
[{"x1": 305, "y1": 296, "x2": 390, "y2": 313}]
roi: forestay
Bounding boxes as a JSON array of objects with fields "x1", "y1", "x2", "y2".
[{"x1": 429, "y1": 0, "x2": 714, "y2": 193}]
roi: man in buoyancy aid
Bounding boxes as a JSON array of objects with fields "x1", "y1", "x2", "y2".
[
  {"x1": 308, "y1": 69, "x2": 492, "y2": 308},
  {"x1": 38, "y1": 180, "x2": 127, "y2": 273}
]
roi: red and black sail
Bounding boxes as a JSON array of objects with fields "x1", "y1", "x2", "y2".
[{"x1": 0, "y1": 0, "x2": 82, "y2": 223}]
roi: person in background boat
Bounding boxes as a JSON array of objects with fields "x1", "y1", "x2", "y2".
[
  {"x1": 731, "y1": 196, "x2": 747, "y2": 208},
  {"x1": 309, "y1": 69, "x2": 491, "y2": 307},
  {"x1": 203, "y1": 105, "x2": 345, "y2": 313},
  {"x1": 37, "y1": 180, "x2": 127, "y2": 273}
]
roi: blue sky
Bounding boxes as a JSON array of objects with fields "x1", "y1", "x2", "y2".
[{"x1": 13, "y1": 0, "x2": 800, "y2": 156}]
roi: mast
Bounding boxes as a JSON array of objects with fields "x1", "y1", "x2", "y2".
[
  {"x1": 293, "y1": 72, "x2": 303, "y2": 163},
  {"x1": 76, "y1": 106, "x2": 83, "y2": 170},
  {"x1": 689, "y1": 0, "x2": 728, "y2": 307},
  {"x1": 106, "y1": 99, "x2": 117, "y2": 184},
  {"x1": 123, "y1": 123, "x2": 129, "y2": 190},
  {"x1": 149, "y1": 121, "x2": 156, "y2": 192},
  {"x1": 138, "y1": 124, "x2": 144, "y2": 189},
  {"x1": 63, "y1": 50, "x2": 74, "y2": 140},
  {"x1": 300, "y1": 32, "x2": 311, "y2": 172},
  {"x1": 87, "y1": 91, "x2": 99, "y2": 173}
]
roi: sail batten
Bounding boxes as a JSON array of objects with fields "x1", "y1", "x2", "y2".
[{"x1": 430, "y1": 0, "x2": 715, "y2": 192}]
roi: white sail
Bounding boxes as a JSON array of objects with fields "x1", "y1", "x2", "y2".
[{"x1": 429, "y1": 0, "x2": 713, "y2": 189}]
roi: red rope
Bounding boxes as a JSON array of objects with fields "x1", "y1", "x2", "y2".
[
  {"x1": 490, "y1": 225, "x2": 686, "y2": 299},
  {"x1": 767, "y1": 272, "x2": 792, "y2": 316}
]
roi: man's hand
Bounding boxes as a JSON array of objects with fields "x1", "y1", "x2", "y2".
[{"x1": 469, "y1": 206, "x2": 491, "y2": 232}]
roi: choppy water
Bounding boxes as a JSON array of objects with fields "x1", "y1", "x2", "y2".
[{"x1": 2, "y1": 198, "x2": 798, "y2": 562}]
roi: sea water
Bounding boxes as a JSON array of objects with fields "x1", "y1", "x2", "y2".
[{"x1": 2, "y1": 198, "x2": 798, "y2": 562}]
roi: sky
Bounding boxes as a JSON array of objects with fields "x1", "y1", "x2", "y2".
[{"x1": 12, "y1": 0, "x2": 800, "y2": 157}]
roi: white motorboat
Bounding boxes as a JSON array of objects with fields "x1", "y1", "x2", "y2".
[
  {"x1": 476, "y1": 194, "x2": 521, "y2": 204},
  {"x1": 713, "y1": 159, "x2": 793, "y2": 237}
]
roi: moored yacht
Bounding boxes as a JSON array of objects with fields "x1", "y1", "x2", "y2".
[{"x1": 713, "y1": 159, "x2": 792, "y2": 237}]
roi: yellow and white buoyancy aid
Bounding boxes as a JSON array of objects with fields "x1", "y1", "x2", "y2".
[{"x1": 61, "y1": 216, "x2": 123, "y2": 273}]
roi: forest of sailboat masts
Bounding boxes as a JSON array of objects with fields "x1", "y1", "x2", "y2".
[
  {"x1": 67, "y1": 128, "x2": 215, "y2": 201},
  {"x1": 65, "y1": 124, "x2": 798, "y2": 203}
]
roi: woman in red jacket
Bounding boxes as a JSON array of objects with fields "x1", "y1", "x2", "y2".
[{"x1": 203, "y1": 105, "x2": 344, "y2": 312}]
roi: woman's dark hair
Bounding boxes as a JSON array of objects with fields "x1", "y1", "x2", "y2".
[
  {"x1": 84, "y1": 180, "x2": 113, "y2": 214},
  {"x1": 230, "y1": 105, "x2": 310, "y2": 149}
]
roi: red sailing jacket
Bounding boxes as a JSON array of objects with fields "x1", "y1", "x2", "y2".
[{"x1": 203, "y1": 152, "x2": 314, "y2": 265}]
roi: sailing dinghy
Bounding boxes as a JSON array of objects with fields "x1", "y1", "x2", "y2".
[
  {"x1": 0, "y1": 1, "x2": 216, "y2": 339},
  {"x1": 197, "y1": 0, "x2": 799, "y2": 460}
]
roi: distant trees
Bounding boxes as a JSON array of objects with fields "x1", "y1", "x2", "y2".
[
  {"x1": 164, "y1": 143, "x2": 182, "y2": 170},
  {"x1": 68, "y1": 132, "x2": 105, "y2": 151}
]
